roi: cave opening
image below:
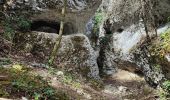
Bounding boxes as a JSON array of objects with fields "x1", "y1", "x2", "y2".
[
  {"x1": 116, "y1": 28, "x2": 124, "y2": 33},
  {"x1": 30, "y1": 20, "x2": 77, "y2": 35}
]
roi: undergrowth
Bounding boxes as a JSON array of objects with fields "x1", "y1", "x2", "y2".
[
  {"x1": 1, "y1": 15, "x2": 31, "y2": 41},
  {"x1": 150, "y1": 28, "x2": 170, "y2": 59},
  {"x1": 0, "y1": 65, "x2": 69, "y2": 100}
]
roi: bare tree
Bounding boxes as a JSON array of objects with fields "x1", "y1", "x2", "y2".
[{"x1": 48, "y1": 0, "x2": 67, "y2": 66}]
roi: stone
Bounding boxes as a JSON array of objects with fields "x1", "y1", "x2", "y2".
[
  {"x1": 15, "y1": 32, "x2": 100, "y2": 80},
  {"x1": 165, "y1": 54, "x2": 170, "y2": 62},
  {"x1": 56, "y1": 71, "x2": 64, "y2": 76}
]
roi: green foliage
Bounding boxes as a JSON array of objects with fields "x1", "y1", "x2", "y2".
[
  {"x1": 10, "y1": 69, "x2": 58, "y2": 99},
  {"x1": 94, "y1": 12, "x2": 103, "y2": 26},
  {"x1": 167, "y1": 16, "x2": 170, "y2": 22},
  {"x1": 0, "y1": 58, "x2": 12, "y2": 66},
  {"x1": 158, "y1": 88, "x2": 168, "y2": 100},
  {"x1": 158, "y1": 80, "x2": 170, "y2": 99},
  {"x1": 160, "y1": 29, "x2": 170, "y2": 53},
  {"x1": 92, "y1": 11, "x2": 104, "y2": 37},
  {"x1": 148, "y1": 29, "x2": 170, "y2": 73},
  {"x1": 153, "y1": 64, "x2": 161, "y2": 71},
  {"x1": 150, "y1": 29, "x2": 170, "y2": 59},
  {"x1": 94, "y1": 11, "x2": 103, "y2": 27},
  {"x1": 17, "y1": 16, "x2": 31, "y2": 31},
  {"x1": 0, "y1": 66, "x2": 68, "y2": 99},
  {"x1": 62, "y1": 73, "x2": 81, "y2": 89},
  {"x1": 163, "y1": 80, "x2": 170, "y2": 92},
  {"x1": 89, "y1": 79, "x2": 104, "y2": 90},
  {"x1": 2, "y1": 15, "x2": 31, "y2": 41},
  {"x1": 2, "y1": 17, "x2": 15, "y2": 41}
]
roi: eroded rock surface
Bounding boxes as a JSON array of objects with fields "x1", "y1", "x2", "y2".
[
  {"x1": 6, "y1": 0, "x2": 101, "y2": 33},
  {"x1": 14, "y1": 32, "x2": 100, "y2": 80},
  {"x1": 86, "y1": 0, "x2": 170, "y2": 86}
]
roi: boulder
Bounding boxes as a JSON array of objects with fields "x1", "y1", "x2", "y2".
[{"x1": 14, "y1": 32, "x2": 100, "y2": 80}]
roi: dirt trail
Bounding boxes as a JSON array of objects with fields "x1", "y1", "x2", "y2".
[
  {"x1": 33, "y1": 69, "x2": 157, "y2": 100},
  {"x1": 102, "y1": 70, "x2": 157, "y2": 100}
]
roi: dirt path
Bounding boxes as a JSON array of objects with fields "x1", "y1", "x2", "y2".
[
  {"x1": 102, "y1": 70, "x2": 157, "y2": 100},
  {"x1": 33, "y1": 69, "x2": 157, "y2": 100}
]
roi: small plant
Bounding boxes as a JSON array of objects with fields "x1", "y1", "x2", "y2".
[
  {"x1": 158, "y1": 80, "x2": 170, "y2": 100},
  {"x1": 158, "y1": 89, "x2": 167, "y2": 100},
  {"x1": 17, "y1": 16, "x2": 31, "y2": 31},
  {"x1": 94, "y1": 11, "x2": 103, "y2": 26},
  {"x1": 91, "y1": 11, "x2": 104, "y2": 46},
  {"x1": 2, "y1": 18, "x2": 15, "y2": 41},
  {"x1": 89, "y1": 79, "x2": 104, "y2": 90},
  {"x1": 160, "y1": 29, "x2": 170, "y2": 53},
  {"x1": 0, "y1": 58, "x2": 12, "y2": 66},
  {"x1": 61, "y1": 73, "x2": 81, "y2": 89},
  {"x1": 162, "y1": 80, "x2": 170, "y2": 92},
  {"x1": 167, "y1": 16, "x2": 170, "y2": 22}
]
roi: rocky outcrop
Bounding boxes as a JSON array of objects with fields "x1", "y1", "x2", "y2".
[
  {"x1": 86, "y1": 0, "x2": 170, "y2": 86},
  {"x1": 6, "y1": 0, "x2": 101, "y2": 33},
  {"x1": 14, "y1": 32, "x2": 100, "y2": 80}
]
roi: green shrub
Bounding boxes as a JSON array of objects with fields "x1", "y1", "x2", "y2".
[
  {"x1": 160, "y1": 29, "x2": 170, "y2": 53},
  {"x1": 94, "y1": 12, "x2": 103, "y2": 26},
  {"x1": 158, "y1": 88, "x2": 168, "y2": 100},
  {"x1": 17, "y1": 16, "x2": 31, "y2": 31},
  {"x1": 2, "y1": 15, "x2": 31, "y2": 41},
  {"x1": 0, "y1": 58, "x2": 12, "y2": 66},
  {"x1": 150, "y1": 29, "x2": 170, "y2": 58},
  {"x1": 167, "y1": 16, "x2": 170, "y2": 22},
  {"x1": 2, "y1": 17, "x2": 15, "y2": 41},
  {"x1": 90, "y1": 11, "x2": 104, "y2": 46},
  {"x1": 159, "y1": 80, "x2": 170, "y2": 99},
  {"x1": 162, "y1": 80, "x2": 170, "y2": 92}
]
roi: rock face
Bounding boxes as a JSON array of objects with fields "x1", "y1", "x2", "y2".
[
  {"x1": 8, "y1": 0, "x2": 97, "y2": 11},
  {"x1": 6, "y1": 0, "x2": 101, "y2": 33},
  {"x1": 86, "y1": 0, "x2": 170, "y2": 86},
  {"x1": 15, "y1": 32, "x2": 100, "y2": 80}
]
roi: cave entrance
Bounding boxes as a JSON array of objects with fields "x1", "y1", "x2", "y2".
[{"x1": 30, "y1": 20, "x2": 77, "y2": 35}]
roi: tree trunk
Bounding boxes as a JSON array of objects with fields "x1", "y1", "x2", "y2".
[
  {"x1": 140, "y1": 0, "x2": 150, "y2": 40},
  {"x1": 48, "y1": 0, "x2": 67, "y2": 66}
]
